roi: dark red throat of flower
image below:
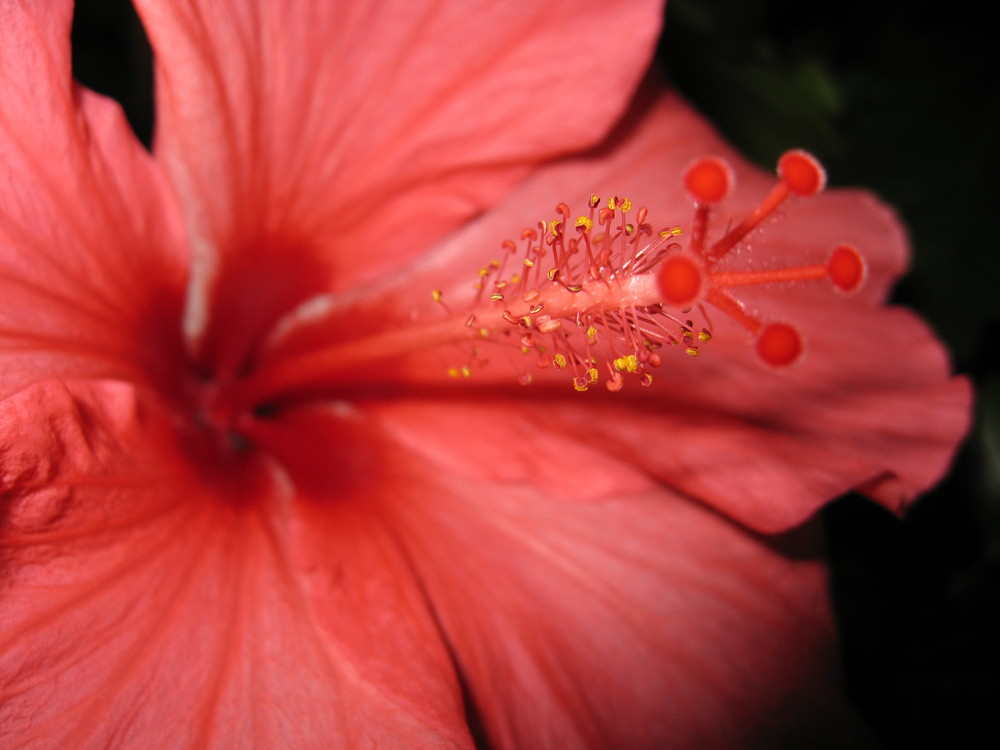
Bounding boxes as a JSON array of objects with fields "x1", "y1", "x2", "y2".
[{"x1": 225, "y1": 148, "x2": 866, "y2": 413}]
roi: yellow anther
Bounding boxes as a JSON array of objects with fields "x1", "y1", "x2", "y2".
[
  {"x1": 511, "y1": 274, "x2": 521, "y2": 284},
  {"x1": 613, "y1": 354, "x2": 639, "y2": 373},
  {"x1": 573, "y1": 381, "x2": 589, "y2": 392},
  {"x1": 547, "y1": 267, "x2": 558, "y2": 281},
  {"x1": 659, "y1": 226, "x2": 683, "y2": 239},
  {"x1": 478, "y1": 267, "x2": 489, "y2": 278},
  {"x1": 461, "y1": 366, "x2": 472, "y2": 377},
  {"x1": 447, "y1": 367, "x2": 460, "y2": 378},
  {"x1": 685, "y1": 347, "x2": 699, "y2": 357},
  {"x1": 489, "y1": 259, "x2": 501, "y2": 269},
  {"x1": 586, "y1": 325, "x2": 598, "y2": 339},
  {"x1": 520, "y1": 346, "x2": 531, "y2": 355},
  {"x1": 554, "y1": 353, "x2": 567, "y2": 369},
  {"x1": 698, "y1": 329, "x2": 712, "y2": 342},
  {"x1": 480, "y1": 327, "x2": 490, "y2": 338},
  {"x1": 589, "y1": 194, "x2": 601, "y2": 208},
  {"x1": 620, "y1": 198, "x2": 632, "y2": 212},
  {"x1": 575, "y1": 216, "x2": 593, "y2": 232},
  {"x1": 431, "y1": 289, "x2": 443, "y2": 303},
  {"x1": 607, "y1": 196, "x2": 618, "y2": 210},
  {"x1": 548, "y1": 219, "x2": 563, "y2": 235},
  {"x1": 490, "y1": 293, "x2": 504, "y2": 302},
  {"x1": 523, "y1": 258, "x2": 535, "y2": 268},
  {"x1": 625, "y1": 223, "x2": 635, "y2": 235},
  {"x1": 588, "y1": 368, "x2": 599, "y2": 383}
]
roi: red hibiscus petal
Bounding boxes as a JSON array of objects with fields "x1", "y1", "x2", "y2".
[
  {"x1": 248, "y1": 399, "x2": 875, "y2": 749},
  {"x1": 130, "y1": 0, "x2": 665, "y2": 376},
  {"x1": 0, "y1": 0, "x2": 188, "y2": 401},
  {"x1": 276, "y1": 91, "x2": 970, "y2": 533},
  {"x1": 0, "y1": 381, "x2": 474, "y2": 749}
]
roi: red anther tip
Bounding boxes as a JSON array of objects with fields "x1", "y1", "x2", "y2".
[
  {"x1": 828, "y1": 244, "x2": 866, "y2": 293},
  {"x1": 757, "y1": 322, "x2": 803, "y2": 366},
  {"x1": 777, "y1": 150, "x2": 826, "y2": 196},
  {"x1": 684, "y1": 156, "x2": 734, "y2": 204},
  {"x1": 658, "y1": 254, "x2": 705, "y2": 308}
]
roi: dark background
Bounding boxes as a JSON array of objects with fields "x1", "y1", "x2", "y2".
[{"x1": 70, "y1": 1, "x2": 999, "y2": 747}]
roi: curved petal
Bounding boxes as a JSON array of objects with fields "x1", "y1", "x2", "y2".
[
  {"x1": 249, "y1": 398, "x2": 875, "y2": 749},
  {"x1": 276, "y1": 90, "x2": 970, "y2": 533},
  {"x1": 0, "y1": 381, "x2": 473, "y2": 749},
  {"x1": 131, "y1": 0, "x2": 665, "y2": 374},
  {"x1": 0, "y1": 0, "x2": 188, "y2": 401}
]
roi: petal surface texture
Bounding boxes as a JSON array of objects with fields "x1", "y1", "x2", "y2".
[
  {"x1": 132, "y1": 0, "x2": 664, "y2": 375},
  {"x1": 0, "y1": 0, "x2": 188, "y2": 400},
  {"x1": 0, "y1": 381, "x2": 474, "y2": 749}
]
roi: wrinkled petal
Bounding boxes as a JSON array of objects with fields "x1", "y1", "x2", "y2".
[
  {"x1": 0, "y1": 381, "x2": 473, "y2": 749},
  {"x1": 249, "y1": 399, "x2": 874, "y2": 749},
  {"x1": 0, "y1": 0, "x2": 188, "y2": 401},
  {"x1": 131, "y1": 0, "x2": 664, "y2": 375},
  {"x1": 286, "y1": 90, "x2": 970, "y2": 533}
]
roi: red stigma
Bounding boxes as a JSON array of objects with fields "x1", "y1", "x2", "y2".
[
  {"x1": 828, "y1": 244, "x2": 866, "y2": 293},
  {"x1": 685, "y1": 157, "x2": 733, "y2": 204},
  {"x1": 658, "y1": 254, "x2": 705, "y2": 308},
  {"x1": 757, "y1": 323, "x2": 804, "y2": 367}
]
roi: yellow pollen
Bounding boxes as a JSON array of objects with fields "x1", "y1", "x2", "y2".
[
  {"x1": 431, "y1": 289, "x2": 443, "y2": 303},
  {"x1": 575, "y1": 216, "x2": 593, "y2": 232},
  {"x1": 479, "y1": 328, "x2": 490, "y2": 338},
  {"x1": 574, "y1": 381, "x2": 589, "y2": 392},
  {"x1": 490, "y1": 293, "x2": 504, "y2": 302},
  {"x1": 461, "y1": 366, "x2": 472, "y2": 377},
  {"x1": 613, "y1": 354, "x2": 639, "y2": 373},
  {"x1": 621, "y1": 198, "x2": 632, "y2": 212},
  {"x1": 659, "y1": 226, "x2": 683, "y2": 239},
  {"x1": 685, "y1": 347, "x2": 699, "y2": 357},
  {"x1": 588, "y1": 368, "x2": 600, "y2": 383},
  {"x1": 554, "y1": 353, "x2": 567, "y2": 368},
  {"x1": 589, "y1": 194, "x2": 600, "y2": 208},
  {"x1": 523, "y1": 258, "x2": 535, "y2": 268},
  {"x1": 478, "y1": 268, "x2": 489, "y2": 278},
  {"x1": 698, "y1": 329, "x2": 712, "y2": 342},
  {"x1": 586, "y1": 325, "x2": 598, "y2": 339}
]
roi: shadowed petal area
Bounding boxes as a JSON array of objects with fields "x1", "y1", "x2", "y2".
[
  {"x1": 0, "y1": 0, "x2": 188, "y2": 401},
  {"x1": 0, "y1": 380, "x2": 474, "y2": 749},
  {"x1": 130, "y1": 0, "x2": 664, "y2": 375},
  {"x1": 250, "y1": 398, "x2": 873, "y2": 749}
]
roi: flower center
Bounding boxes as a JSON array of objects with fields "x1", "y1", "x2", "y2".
[{"x1": 219, "y1": 149, "x2": 865, "y2": 414}]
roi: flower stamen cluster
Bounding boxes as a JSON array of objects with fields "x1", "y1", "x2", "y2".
[{"x1": 437, "y1": 149, "x2": 867, "y2": 389}]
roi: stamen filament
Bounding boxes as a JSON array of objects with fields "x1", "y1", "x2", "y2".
[
  {"x1": 710, "y1": 264, "x2": 828, "y2": 288},
  {"x1": 708, "y1": 181, "x2": 790, "y2": 260}
]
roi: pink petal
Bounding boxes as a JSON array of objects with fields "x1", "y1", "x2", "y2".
[
  {"x1": 0, "y1": 0, "x2": 188, "y2": 401},
  {"x1": 131, "y1": 0, "x2": 665, "y2": 375},
  {"x1": 308, "y1": 90, "x2": 970, "y2": 533},
  {"x1": 250, "y1": 398, "x2": 874, "y2": 749},
  {"x1": 0, "y1": 380, "x2": 474, "y2": 749}
]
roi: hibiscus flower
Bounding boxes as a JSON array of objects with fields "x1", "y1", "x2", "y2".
[{"x1": 0, "y1": 1, "x2": 970, "y2": 749}]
